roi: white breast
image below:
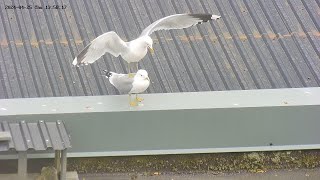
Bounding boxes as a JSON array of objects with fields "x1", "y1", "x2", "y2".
[
  {"x1": 129, "y1": 79, "x2": 150, "y2": 94},
  {"x1": 121, "y1": 38, "x2": 148, "y2": 63},
  {"x1": 122, "y1": 49, "x2": 148, "y2": 63}
]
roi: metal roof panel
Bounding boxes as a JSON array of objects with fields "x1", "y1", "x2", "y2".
[
  {"x1": 0, "y1": 0, "x2": 319, "y2": 99},
  {"x1": 0, "y1": 120, "x2": 71, "y2": 152}
]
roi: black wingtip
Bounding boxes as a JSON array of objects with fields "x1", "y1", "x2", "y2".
[
  {"x1": 102, "y1": 70, "x2": 112, "y2": 78},
  {"x1": 189, "y1": 14, "x2": 221, "y2": 22},
  {"x1": 73, "y1": 43, "x2": 91, "y2": 66},
  {"x1": 190, "y1": 14, "x2": 212, "y2": 22}
]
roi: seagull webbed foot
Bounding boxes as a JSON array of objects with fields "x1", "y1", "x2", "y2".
[
  {"x1": 136, "y1": 96, "x2": 144, "y2": 102},
  {"x1": 129, "y1": 94, "x2": 138, "y2": 107},
  {"x1": 129, "y1": 100, "x2": 138, "y2": 107}
]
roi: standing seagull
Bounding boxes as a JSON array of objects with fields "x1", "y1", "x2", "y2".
[
  {"x1": 73, "y1": 14, "x2": 221, "y2": 75},
  {"x1": 103, "y1": 69, "x2": 150, "y2": 106}
]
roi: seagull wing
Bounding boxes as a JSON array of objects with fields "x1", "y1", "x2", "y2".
[
  {"x1": 73, "y1": 31, "x2": 127, "y2": 66},
  {"x1": 139, "y1": 14, "x2": 221, "y2": 37},
  {"x1": 109, "y1": 73, "x2": 134, "y2": 94}
]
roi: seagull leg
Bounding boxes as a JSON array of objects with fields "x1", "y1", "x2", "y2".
[
  {"x1": 128, "y1": 63, "x2": 135, "y2": 78},
  {"x1": 135, "y1": 62, "x2": 139, "y2": 72},
  {"x1": 129, "y1": 94, "x2": 138, "y2": 107},
  {"x1": 135, "y1": 94, "x2": 144, "y2": 102}
]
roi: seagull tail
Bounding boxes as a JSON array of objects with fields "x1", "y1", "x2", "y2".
[
  {"x1": 72, "y1": 57, "x2": 79, "y2": 66},
  {"x1": 102, "y1": 70, "x2": 113, "y2": 78}
]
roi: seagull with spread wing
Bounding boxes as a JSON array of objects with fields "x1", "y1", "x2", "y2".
[{"x1": 73, "y1": 14, "x2": 221, "y2": 75}]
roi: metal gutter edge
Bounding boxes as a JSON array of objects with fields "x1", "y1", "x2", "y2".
[
  {"x1": 0, "y1": 87, "x2": 319, "y2": 115},
  {"x1": 1, "y1": 144, "x2": 320, "y2": 159},
  {"x1": 0, "y1": 88, "x2": 319, "y2": 157}
]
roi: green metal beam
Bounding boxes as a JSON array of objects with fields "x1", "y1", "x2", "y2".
[{"x1": 0, "y1": 88, "x2": 320, "y2": 158}]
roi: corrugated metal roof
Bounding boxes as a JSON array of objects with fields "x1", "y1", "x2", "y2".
[
  {"x1": 0, "y1": 120, "x2": 71, "y2": 152},
  {"x1": 0, "y1": 0, "x2": 319, "y2": 99}
]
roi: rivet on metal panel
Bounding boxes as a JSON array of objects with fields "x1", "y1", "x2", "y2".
[
  {"x1": 40, "y1": 120, "x2": 44, "y2": 123},
  {"x1": 57, "y1": 121, "x2": 61, "y2": 125},
  {"x1": 27, "y1": 140, "x2": 31, "y2": 142},
  {"x1": 46, "y1": 139, "x2": 49, "y2": 142},
  {"x1": 21, "y1": 121, "x2": 25, "y2": 123}
]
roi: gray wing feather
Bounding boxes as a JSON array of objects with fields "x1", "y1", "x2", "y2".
[
  {"x1": 139, "y1": 14, "x2": 221, "y2": 36},
  {"x1": 73, "y1": 31, "x2": 127, "y2": 65},
  {"x1": 109, "y1": 74, "x2": 134, "y2": 94}
]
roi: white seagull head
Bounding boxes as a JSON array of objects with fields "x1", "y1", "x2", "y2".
[
  {"x1": 135, "y1": 69, "x2": 150, "y2": 81},
  {"x1": 142, "y1": 36, "x2": 154, "y2": 53}
]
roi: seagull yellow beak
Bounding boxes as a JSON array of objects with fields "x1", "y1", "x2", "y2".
[
  {"x1": 148, "y1": 47, "x2": 154, "y2": 54},
  {"x1": 145, "y1": 77, "x2": 150, "y2": 81}
]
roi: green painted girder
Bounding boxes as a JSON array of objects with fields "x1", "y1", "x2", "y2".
[{"x1": 0, "y1": 87, "x2": 319, "y2": 158}]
